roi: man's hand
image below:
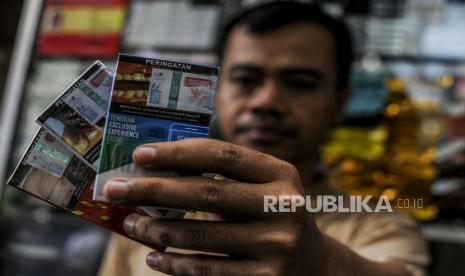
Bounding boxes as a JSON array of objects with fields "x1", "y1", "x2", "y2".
[
  {"x1": 103, "y1": 138, "x2": 412, "y2": 276},
  {"x1": 103, "y1": 138, "x2": 327, "y2": 275}
]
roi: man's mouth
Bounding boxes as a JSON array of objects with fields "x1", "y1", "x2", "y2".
[{"x1": 235, "y1": 125, "x2": 297, "y2": 145}]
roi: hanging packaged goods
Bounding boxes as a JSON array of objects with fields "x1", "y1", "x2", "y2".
[{"x1": 37, "y1": 0, "x2": 127, "y2": 57}]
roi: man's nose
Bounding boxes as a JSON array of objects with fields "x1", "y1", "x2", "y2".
[{"x1": 246, "y1": 80, "x2": 288, "y2": 115}]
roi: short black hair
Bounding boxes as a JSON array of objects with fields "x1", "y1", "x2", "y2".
[{"x1": 216, "y1": 1, "x2": 353, "y2": 89}]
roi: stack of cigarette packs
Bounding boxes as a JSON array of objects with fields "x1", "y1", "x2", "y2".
[{"x1": 8, "y1": 54, "x2": 219, "y2": 247}]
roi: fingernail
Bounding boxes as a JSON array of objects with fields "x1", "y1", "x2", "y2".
[
  {"x1": 103, "y1": 179, "x2": 129, "y2": 201},
  {"x1": 123, "y1": 213, "x2": 139, "y2": 235},
  {"x1": 146, "y1": 252, "x2": 161, "y2": 270},
  {"x1": 134, "y1": 147, "x2": 157, "y2": 164}
]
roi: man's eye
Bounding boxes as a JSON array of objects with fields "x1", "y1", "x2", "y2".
[
  {"x1": 285, "y1": 80, "x2": 317, "y2": 90},
  {"x1": 231, "y1": 76, "x2": 260, "y2": 87}
]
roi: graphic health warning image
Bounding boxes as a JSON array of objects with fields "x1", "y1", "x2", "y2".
[
  {"x1": 95, "y1": 54, "x2": 219, "y2": 218},
  {"x1": 8, "y1": 128, "x2": 163, "y2": 250},
  {"x1": 37, "y1": 61, "x2": 113, "y2": 169}
]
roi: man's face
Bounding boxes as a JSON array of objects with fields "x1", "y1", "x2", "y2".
[{"x1": 216, "y1": 22, "x2": 347, "y2": 163}]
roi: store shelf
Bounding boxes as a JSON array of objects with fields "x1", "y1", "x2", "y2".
[
  {"x1": 422, "y1": 223, "x2": 465, "y2": 245},
  {"x1": 357, "y1": 53, "x2": 465, "y2": 65},
  {"x1": 122, "y1": 46, "x2": 215, "y2": 54},
  {"x1": 380, "y1": 54, "x2": 465, "y2": 65}
]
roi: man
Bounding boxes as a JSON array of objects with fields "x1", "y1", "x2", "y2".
[{"x1": 99, "y1": 2, "x2": 429, "y2": 275}]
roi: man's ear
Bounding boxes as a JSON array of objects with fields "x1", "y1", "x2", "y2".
[{"x1": 333, "y1": 87, "x2": 350, "y2": 125}]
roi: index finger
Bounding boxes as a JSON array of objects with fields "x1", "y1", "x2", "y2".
[{"x1": 132, "y1": 138, "x2": 288, "y2": 183}]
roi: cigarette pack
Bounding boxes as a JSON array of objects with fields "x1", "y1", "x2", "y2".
[
  {"x1": 94, "y1": 54, "x2": 219, "y2": 217},
  {"x1": 36, "y1": 61, "x2": 113, "y2": 169},
  {"x1": 7, "y1": 128, "x2": 161, "y2": 248}
]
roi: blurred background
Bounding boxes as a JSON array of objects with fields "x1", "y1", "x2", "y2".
[{"x1": 0, "y1": 0, "x2": 464, "y2": 275}]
